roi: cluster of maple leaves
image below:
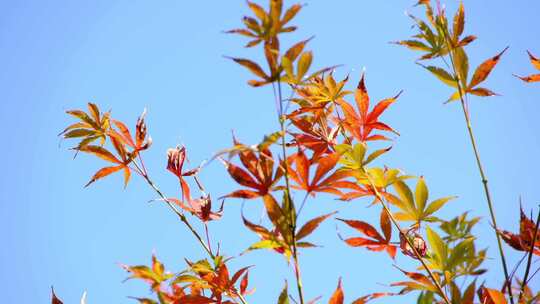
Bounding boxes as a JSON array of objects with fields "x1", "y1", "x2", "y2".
[
  {"x1": 55, "y1": 0, "x2": 540, "y2": 303},
  {"x1": 394, "y1": 1, "x2": 540, "y2": 303}
]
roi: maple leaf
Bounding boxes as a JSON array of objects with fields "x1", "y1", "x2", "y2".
[
  {"x1": 391, "y1": 267, "x2": 442, "y2": 296},
  {"x1": 328, "y1": 279, "x2": 344, "y2": 304},
  {"x1": 514, "y1": 278, "x2": 540, "y2": 304},
  {"x1": 288, "y1": 116, "x2": 339, "y2": 157},
  {"x1": 348, "y1": 172, "x2": 410, "y2": 207},
  {"x1": 333, "y1": 144, "x2": 399, "y2": 201},
  {"x1": 51, "y1": 287, "x2": 63, "y2": 304},
  {"x1": 242, "y1": 213, "x2": 291, "y2": 258},
  {"x1": 416, "y1": 42, "x2": 507, "y2": 103},
  {"x1": 295, "y1": 212, "x2": 336, "y2": 243},
  {"x1": 477, "y1": 286, "x2": 508, "y2": 304},
  {"x1": 124, "y1": 255, "x2": 251, "y2": 304},
  {"x1": 287, "y1": 149, "x2": 354, "y2": 197},
  {"x1": 241, "y1": 192, "x2": 308, "y2": 259},
  {"x1": 467, "y1": 47, "x2": 508, "y2": 90},
  {"x1": 337, "y1": 209, "x2": 397, "y2": 259},
  {"x1": 60, "y1": 102, "x2": 111, "y2": 149},
  {"x1": 281, "y1": 42, "x2": 336, "y2": 87},
  {"x1": 226, "y1": 0, "x2": 303, "y2": 48},
  {"x1": 394, "y1": 2, "x2": 475, "y2": 61},
  {"x1": 78, "y1": 138, "x2": 133, "y2": 187},
  {"x1": 227, "y1": 54, "x2": 276, "y2": 87},
  {"x1": 62, "y1": 104, "x2": 154, "y2": 188},
  {"x1": 514, "y1": 50, "x2": 540, "y2": 83},
  {"x1": 195, "y1": 262, "x2": 250, "y2": 300},
  {"x1": 226, "y1": 0, "x2": 307, "y2": 88},
  {"x1": 122, "y1": 255, "x2": 174, "y2": 292},
  {"x1": 229, "y1": 37, "x2": 333, "y2": 89},
  {"x1": 291, "y1": 73, "x2": 352, "y2": 106},
  {"x1": 164, "y1": 196, "x2": 223, "y2": 223},
  {"x1": 167, "y1": 146, "x2": 200, "y2": 201},
  {"x1": 386, "y1": 178, "x2": 455, "y2": 224},
  {"x1": 337, "y1": 74, "x2": 400, "y2": 142},
  {"x1": 108, "y1": 109, "x2": 152, "y2": 154},
  {"x1": 277, "y1": 282, "x2": 290, "y2": 304},
  {"x1": 221, "y1": 137, "x2": 283, "y2": 199},
  {"x1": 498, "y1": 206, "x2": 540, "y2": 255},
  {"x1": 325, "y1": 279, "x2": 397, "y2": 304},
  {"x1": 443, "y1": 47, "x2": 508, "y2": 102},
  {"x1": 337, "y1": 182, "x2": 375, "y2": 202},
  {"x1": 239, "y1": 270, "x2": 251, "y2": 296}
]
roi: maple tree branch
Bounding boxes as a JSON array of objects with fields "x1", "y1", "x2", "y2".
[
  {"x1": 333, "y1": 102, "x2": 449, "y2": 301},
  {"x1": 138, "y1": 152, "x2": 149, "y2": 176},
  {"x1": 292, "y1": 247, "x2": 305, "y2": 304},
  {"x1": 273, "y1": 80, "x2": 306, "y2": 304},
  {"x1": 363, "y1": 171, "x2": 451, "y2": 304},
  {"x1": 133, "y1": 160, "x2": 215, "y2": 259},
  {"x1": 335, "y1": 101, "x2": 448, "y2": 301},
  {"x1": 443, "y1": 42, "x2": 514, "y2": 303},
  {"x1": 518, "y1": 207, "x2": 540, "y2": 303},
  {"x1": 333, "y1": 102, "x2": 448, "y2": 301},
  {"x1": 135, "y1": 160, "x2": 250, "y2": 304}
]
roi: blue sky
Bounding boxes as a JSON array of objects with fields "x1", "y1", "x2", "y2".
[{"x1": 1, "y1": 0, "x2": 540, "y2": 303}]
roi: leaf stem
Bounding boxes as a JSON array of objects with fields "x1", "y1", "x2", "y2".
[
  {"x1": 518, "y1": 207, "x2": 540, "y2": 302},
  {"x1": 205, "y1": 223, "x2": 213, "y2": 257},
  {"x1": 297, "y1": 192, "x2": 310, "y2": 218}
]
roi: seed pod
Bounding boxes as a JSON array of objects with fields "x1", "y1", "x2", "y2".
[{"x1": 400, "y1": 228, "x2": 427, "y2": 259}]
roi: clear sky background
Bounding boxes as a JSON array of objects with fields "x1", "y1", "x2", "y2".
[{"x1": 1, "y1": 0, "x2": 540, "y2": 303}]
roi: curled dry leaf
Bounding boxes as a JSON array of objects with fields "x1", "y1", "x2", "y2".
[
  {"x1": 399, "y1": 226, "x2": 427, "y2": 260},
  {"x1": 498, "y1": 206, "x2": 540, "y2": 255}
]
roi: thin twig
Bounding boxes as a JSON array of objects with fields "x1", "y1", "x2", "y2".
[
  {"x1": 138, "y1": 163, "x2": 214, "y2": 259},
  {"x1": 273, "y1": 79, "x2": 305, "y2": 304},
  {"x1": 134, "y1": 159, "x2": 249, "y2": 304},
  {"x1": 442, "y1": 41, "x2": 514, "y2": 303}
]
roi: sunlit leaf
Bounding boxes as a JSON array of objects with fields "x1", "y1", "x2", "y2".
[
  {"x1": 328, "y1": 279, "x2": 344, "y2": 304},
  {"x1": 468, "y1": 47, "x2": 508, "y2": 89}
]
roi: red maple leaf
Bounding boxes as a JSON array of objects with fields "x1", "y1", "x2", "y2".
[
  {"x1": 338, "y1": 209, "x2": 397, "y2": 259},
  {"x1": 167, "y1": 146, "x2": 200, "y2": 202},
  {"x1": 337, "y1": 74, "x2": 400, "y2": 142},
  {"x1": 287, "y1": 149, "x2": 355, "y2": 197},
  {"x1": 498, "y1": 206, "x2": 540, "y2": 255},
  {"x1": 289, "y1": 116, "x2": 339, "y2": 157},
  {"x1": 221, "y1": 138, "x2": 284, "y2": 199}
]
